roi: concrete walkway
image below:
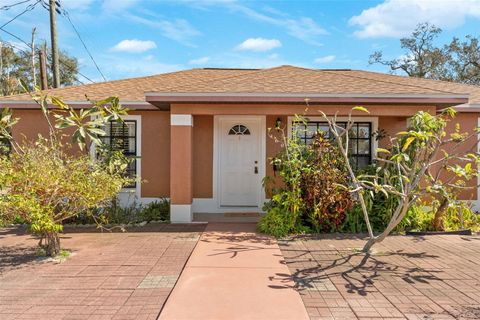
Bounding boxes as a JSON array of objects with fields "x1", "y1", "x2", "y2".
[{"x1": 159, "y1": 223, "x2": 309, "y2": 320}]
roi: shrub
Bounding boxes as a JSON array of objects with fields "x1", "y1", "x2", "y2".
[
  {"x1": 66, "y1": 198, "x2": 170, "y2": 225},
  {"x1": 0, "y1": 139, "x2": 128, "y2": 256},
  {"x1": 0, "y1": 94, "x2": 131, "y2": 256},
  {"x1": 260, "y1": 115, "x2": 352, "y2": 236},
  {"x1": 258, "y1": 206, "x2": 295, "y2": 237}
]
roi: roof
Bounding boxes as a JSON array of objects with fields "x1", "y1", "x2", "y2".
[{"x1": 0, "y1": 65, "x2": 479, "y2": 107}]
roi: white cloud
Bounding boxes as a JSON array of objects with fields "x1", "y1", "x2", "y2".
[
  {"x1": 189, "y1": 56, "x2": 210, "y2": 65},
  {"x1": 181, "y1": 0, "x2": 327, "y2": 45},
  {"x1": 125, "y1": 14, "x2": 201, "y2": 46},
  {"x1": 61, "y1": 0, "x2": 95, "y2": 11},
  {"x1": 98, "y1": 53, "x2": 182, "y2": 79},
  {"x1": 102, "y1": 0, "x2": 140, "y2": 12},
  {"x1": 235, "y1": 38, "x2": 281, "y2": 52},
  {"x1": 314, "y1": 55, "x2": 336, "y2": 64},
  {"x1": 350, "y1": 0, "x2": 480, "y2": 38},
  {"x1": 112, "y1": 39, "x2": 157, "y2": 53}
]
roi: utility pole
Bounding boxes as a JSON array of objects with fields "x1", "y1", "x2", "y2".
[
  {"x1": 31, "y1": 27, "x2": 36, "y2": 88},
  {"x1": 39, "y1": 42, "x2": 48, "y2": 90},
  {"x1": 49, "y1": 0, "x2": 60, "y2": 88}
]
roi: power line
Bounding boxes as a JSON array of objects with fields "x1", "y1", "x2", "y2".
[
  {"x1": 1, "y1": 36, "x2": 93, "y2": 85},
  {"x1": 0, "y1": 3, "x2": 96, "y2": 85},
  {"x1": 0, "y1": 0, "x2": 40, "y2": 29},
  {"x1": 0, "y1": 0, "x2": 32, "y2": 11},
  {"x1": 59, "y1": 7, "x2": 107, "y2": 81},
  {"x1": 0, "y1": 26, "x2": 31, "y2": 48}
]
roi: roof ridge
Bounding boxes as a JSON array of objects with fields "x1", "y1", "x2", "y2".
[
  {"x1": 350, "y1": 69, "x2": 480, "y2": 91},
  {"x1": 331, "y1": 70, "x2": 461, "y2": 95}
]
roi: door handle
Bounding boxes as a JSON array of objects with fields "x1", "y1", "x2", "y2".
[{"x1": 254, "y1": 166, "x2": 258, "y2": 174}]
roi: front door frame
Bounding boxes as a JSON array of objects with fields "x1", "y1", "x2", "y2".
[{"x1": 213, "y1": 115, "x2": 266, "y2": 211}]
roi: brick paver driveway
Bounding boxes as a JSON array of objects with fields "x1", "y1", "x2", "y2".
[
  {"x1": 0, "y1": 224, "x2": 205, "y2": 320},
  {"x1": 279, "y1": 234, "x2": 480, "y2": 320}
]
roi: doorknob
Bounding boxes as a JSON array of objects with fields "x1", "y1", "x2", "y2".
[{"x1": 254, "y1": 166, "x2": 258, "y2": 174}]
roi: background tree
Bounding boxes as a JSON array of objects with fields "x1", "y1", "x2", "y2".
[
  {"x1": 0, "y1": 41, "x2": 79, "y2": 95},
  {"x1": 370, "y1": 22, "x2": 480, "y2": 85}
]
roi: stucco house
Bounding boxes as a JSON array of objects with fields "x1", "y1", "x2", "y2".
[{"x1": 1, "y1": 65, "x2": 479, "y2": 223}]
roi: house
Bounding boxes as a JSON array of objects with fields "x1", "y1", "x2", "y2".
[{"x1": 1, "y1": 65, "x2": 479, "y2": 223}]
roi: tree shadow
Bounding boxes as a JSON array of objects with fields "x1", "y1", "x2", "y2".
[
  {"x1": 0, "y1": 245, "x2": 41, "y2": 275},
  {"x1": 269, "y1": 246, "x2": 443, "y2": 296}
]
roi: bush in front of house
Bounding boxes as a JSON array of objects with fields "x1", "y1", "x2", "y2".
[
  {"x1": 0, "y1": 92, "x2": 131, "y2": 257},
  {"x1": 68, "y1": 198, "x2": 170, "y2": 225},
  {"x1": 260, "y1": 108, "x2": 480, "y2": 245},
  {"x1": 259, "y1": 115, "x2": 353, "y2": 236}
]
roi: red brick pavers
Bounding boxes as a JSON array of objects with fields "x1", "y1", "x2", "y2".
[
  {"x1": 159, "y1": 223, "x2": 309, "y2": 320},
  {"x1": 0, "y1": 224, "x2": 205, "y2": 320},
  {"x1": 279, "y1": 234, "x2": 480, "y2": 320}
]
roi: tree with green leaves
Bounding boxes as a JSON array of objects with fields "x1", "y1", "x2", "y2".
[
  {"x1": 0, "y1": 41, "x2": 79, "y2": 95},
  {"x1": 370, "y1": 22, "x2": 480, "y2": 85},
  {"x1": 0, "y1": 88, "x2": 131, "y2": 256},
  {"x1": 321, "y1": 106, "x2": 479, "y2": 252}
]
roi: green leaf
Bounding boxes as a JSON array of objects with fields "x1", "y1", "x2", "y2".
[
  {"x1": 402, "y1": 137, "x2": 415, "y2": 152},
  {"x1": 465, "y1": 162, "x2": 472, "y2": 173},
  {"x1": 51, "y1": 97, "x2": 68, "y2": 110},
  {"x1": 352, "y1": 106, "x2": 370, "y2": 114},
  {"x1": 376, "y1": 148, "x2": 390, "y2": 154}
]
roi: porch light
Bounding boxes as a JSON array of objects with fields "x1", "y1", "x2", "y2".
[{"x1": 275, "y1": 117, "x2": 282, "y2": 129}]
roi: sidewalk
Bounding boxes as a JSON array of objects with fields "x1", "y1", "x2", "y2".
[{"x1": 159, "y1": 223, "x2": 309, "y2": 320}]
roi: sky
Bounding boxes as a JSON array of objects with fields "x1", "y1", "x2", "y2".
[{"x1": 1, "y1": 0, "x2": 480, "y2": 84}]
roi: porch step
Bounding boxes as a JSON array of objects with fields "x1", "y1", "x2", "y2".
[{"x1": 193, "y1": 212, "x2": 264, "y2": 223}]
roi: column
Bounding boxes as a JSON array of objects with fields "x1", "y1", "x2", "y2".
[{"x1": 170, "y1": 114, "x2": 193, "y2": 223}]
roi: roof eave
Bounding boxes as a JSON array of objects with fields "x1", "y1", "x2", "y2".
[
  {"x1": 145, "y1": 92, "x2": 469, "y2": 106},
  {"x1": 0, "y1": 100, "x2": 157, "y2": 110}
]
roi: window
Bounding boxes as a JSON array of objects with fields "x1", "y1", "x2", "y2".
[
  {"x1": 101, "y1": 120, "x2": 137, "y2": 188},
  {"x1": 228, "y1": 124, "x2": 250, "y2": 135},
  {"x1": 294, "y1": 121, "x2": 372, "y2": 169}
]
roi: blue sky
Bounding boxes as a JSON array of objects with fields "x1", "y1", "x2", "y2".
[{"x1": 1, "y1": 0, "x2": 480, "y2": 84}]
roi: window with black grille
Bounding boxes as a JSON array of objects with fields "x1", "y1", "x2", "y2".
[
  {"x1": 101, "y1": 120, "x2": 137, "y2": 188},
  {"x1": 294, "y1": 121, "x2": 372, "y2": 169}
]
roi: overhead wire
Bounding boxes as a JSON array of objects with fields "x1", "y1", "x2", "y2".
[
  {"x1": 0, "y1": 0, "x2": 97, "y2": 84},
  {"x1": 0, "y1": 0, "x2": 40, "y2": 29},
  {"x1": 58, "y1": 2, "x2": 107, "y2": 81},
  {"x1": 0, "y1": 0, "x2": 32, "y2": 11}
]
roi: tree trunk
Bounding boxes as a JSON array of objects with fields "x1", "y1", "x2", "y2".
[
  {"x1": 45, "y1": 232, "x2": 60, "y2": 257},
  {"x1": 362, "y1": 200, "x2": 410, "y2": 252},
  {"x1": 432, "y1": 198, "x2": 448, "y2": 231}
]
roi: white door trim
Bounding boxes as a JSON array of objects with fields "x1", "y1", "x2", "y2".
[{"x1": 213, "y1": 115, "x2": 266, "y2": 211}]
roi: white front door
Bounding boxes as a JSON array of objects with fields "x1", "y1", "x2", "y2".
[{"x1": 218, "y1": 117, "x2": 263, "y2": 207}]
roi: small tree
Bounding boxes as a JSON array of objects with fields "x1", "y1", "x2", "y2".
[
  {"x1": 0, "y1": 90, "x2": 131, "y2": 256},
  {"x1": 320, "y1": 107, "x2": 479, "y2": 252}
]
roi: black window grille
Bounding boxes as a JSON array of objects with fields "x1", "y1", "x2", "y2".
[
  {"x1": 294, "y1": 121, "x2": 372, "y2": 169},
  {"x1": 101, "y1": 120, "x2": 137, "y2": 188}
]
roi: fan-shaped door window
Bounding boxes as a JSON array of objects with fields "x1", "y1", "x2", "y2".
[{"x1": 228, "y1": 124, "x2": 250, "y2": 135}]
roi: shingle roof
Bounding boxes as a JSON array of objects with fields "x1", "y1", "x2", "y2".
[{"x1": 1, "y1": 65, "x2": 479, "y2": 104}]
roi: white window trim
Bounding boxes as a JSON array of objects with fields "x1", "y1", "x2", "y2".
[
  {"x1": 287, "y1": 115, "x2": 379, "y2": 157},
  {"x1": 90, "y1": 115, "x2": 142, "y2": 199}
]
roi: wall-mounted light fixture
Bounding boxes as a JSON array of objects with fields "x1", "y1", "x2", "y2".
[{"x1": 275, "y1": 117, "x2": 282, "y2": 129}]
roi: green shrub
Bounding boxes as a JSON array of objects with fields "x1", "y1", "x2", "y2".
[
  {"x1": 261, "y1": 115, "x2": 352, "y2": 236},
  {"x1": 66, "y1": 198, "x2": 170, "y2": 225},
  {"x1": 258, "y1": 206, "x2": 295, "y2": 237},
  {"x1": 403, "y1": 201, "x2": 480, "y2": 232},
  {"x1": 138, "y1": 199, "x2": 169, "y2": 222}
]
